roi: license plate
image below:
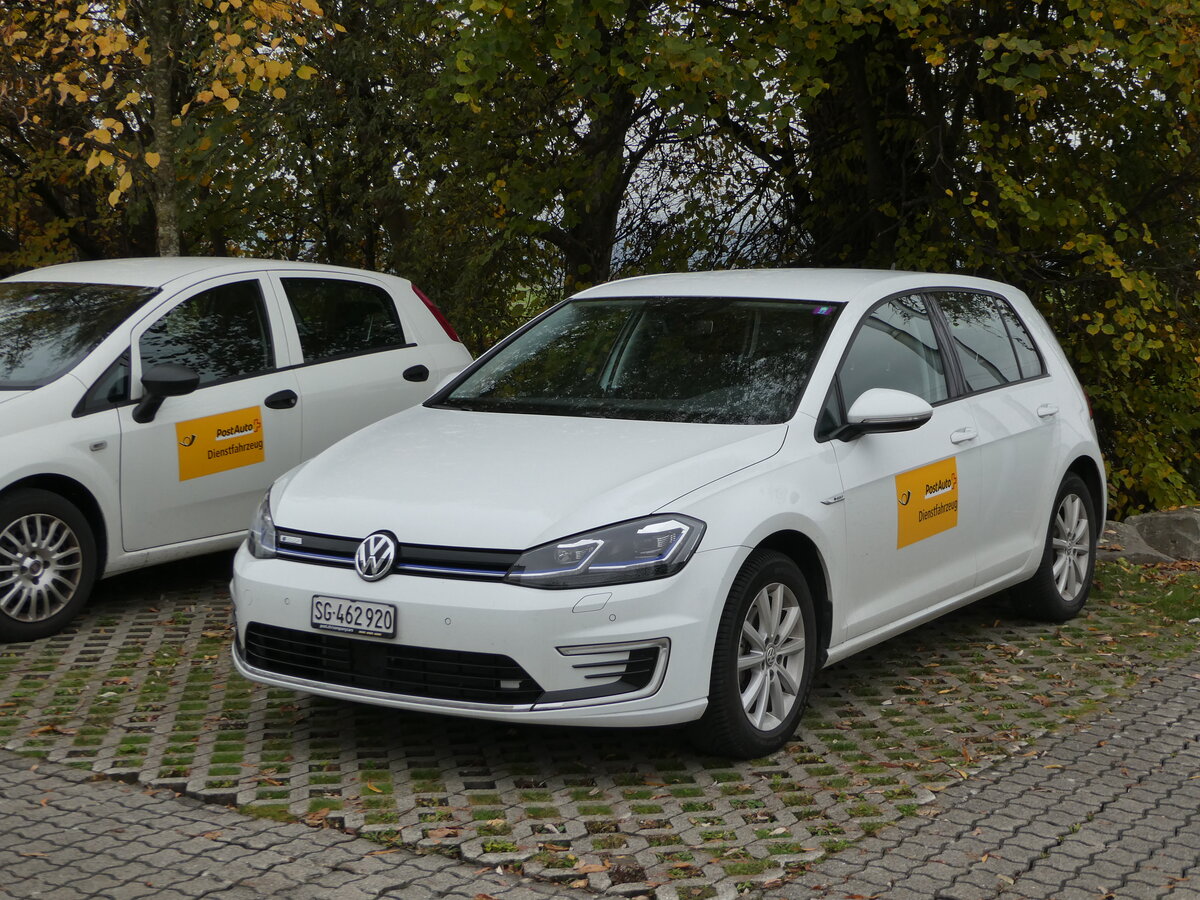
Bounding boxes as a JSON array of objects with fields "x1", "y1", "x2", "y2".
[{"x1": 311, "y1": 596, "x2": 396, "y2": 638}]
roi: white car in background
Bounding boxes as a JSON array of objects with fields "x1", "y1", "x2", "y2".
[
  {"x1": 0, "y1": 257, "x2": 471, "y2": 641},
  {"x1": 232, "y1": 269, "x2": 1105, "y2": 758}
]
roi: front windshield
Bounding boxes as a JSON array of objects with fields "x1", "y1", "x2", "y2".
[
  {"x1": 439, "y1": 295, "x2": 842, "y2": 424},
  {"x1": 0, "y1": 281, "x2": 158, "y2": 389}
]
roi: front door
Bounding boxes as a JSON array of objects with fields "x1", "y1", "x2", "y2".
[
  {"x1": 824, "y1": 294, "x2": 981, "y2": 641},
  {"x1": 119, "y1": 275, "x2": 302, "y2": 552}
]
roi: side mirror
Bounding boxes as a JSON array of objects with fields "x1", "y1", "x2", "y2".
[
  {"x1": 132, "y1": 363, "x2": 200, "y2": 423},
  {"x1": 839, "y1": 388, "x2": 933, "y2": 441}
]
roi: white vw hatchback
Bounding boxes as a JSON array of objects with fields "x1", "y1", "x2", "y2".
[
  {"x1": 232, "y1": 269, "x2": 1104, "y2": 758},
  {"x1": 0, "y1": 258, "x2": 471, "y2": 642}
]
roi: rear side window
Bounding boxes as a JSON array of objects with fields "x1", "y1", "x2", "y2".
[
  {"x1": 837, "y1": 295, "x2": 948, "y2": 408},
  {"x1": 281, "y1": 278, "x2": 407, "y2": 363},
  {"x1": 140, "y1": 280, "x2": 274, "y2": 387},
  {"x1": 935, "y1": 292, "x2": 1044, "y2": 391}
]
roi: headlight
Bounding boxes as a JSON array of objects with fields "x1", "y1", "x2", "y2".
[
  {"x1": 505, "y1": 515, "x2": 705, "y2": 589},
  {"x1": 247, "y1": 490, "x2": 277, "y2": 559}
]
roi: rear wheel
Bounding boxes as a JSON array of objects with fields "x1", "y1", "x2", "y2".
[
  {"x1": 0, "y1": 489, "x2": 97, "y2": 642},
  {"x1": 1011, "y1": 473, "x2": 1096, "y2": 623},
  {"x1": 691, "y1": 550, "x2": 816, "y2": 759}
]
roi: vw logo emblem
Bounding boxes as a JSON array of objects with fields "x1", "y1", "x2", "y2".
[{"x1": 355, "y1": 531, "x2": 397, "y2": 582}]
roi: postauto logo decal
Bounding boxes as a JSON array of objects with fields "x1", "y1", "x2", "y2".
[
  {"x1": 175, "y1": 406, "x2": 265, "y2": 481},
  {"x1": 895, "y1": 457, "x2": 959, "y2": 548}
]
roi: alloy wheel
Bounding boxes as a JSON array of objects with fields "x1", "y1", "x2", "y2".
[
  {"x1": 1050, "y1": 493, "x2": 1090, "y2": 603},
  {"x1": 0, "y1": 513, "x2": 84, "y2": 623},
  {"x1": 738, "y1": 581, "x2": 807, "y2": 731}
]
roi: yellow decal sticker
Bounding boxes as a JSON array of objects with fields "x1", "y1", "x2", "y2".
[
  {"x1": 176, "y1": 406, "x2": 264, "y2": 481},
  {"x1": 896, "y1": 457, "x2": 958, "y2": 548}
]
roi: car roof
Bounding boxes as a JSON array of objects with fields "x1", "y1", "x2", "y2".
[
  {"x1": 572, "y1": 268, "x2": 1025, "y2": 310},
  {"x1": 2, "y1": 257, "x2": 406, "y2": 290}
]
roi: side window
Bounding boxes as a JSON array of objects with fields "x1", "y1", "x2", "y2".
[
  {"x1": 995, "y1": 299, "x2": 1045, "y2": 380},
  {"x1": 140, "y1": 280, "x2": 274, "y2": 387},
  {"x1": 837, "y1": 295, "x2": 948, "y2": 409},
  {"x1": 280, "y1": 278, "x2": 407, "y2": 363},
  {"x1": 935, "y1": 292, "x2": 1034, "y2": 391}
]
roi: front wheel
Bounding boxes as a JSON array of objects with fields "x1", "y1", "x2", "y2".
[
  {"x1": 1011, "y1": 473, "x2": 1097, "y2": 623},
  {"x1": 690, "y1": 550, "x2": 817, "y2": 759},
  {"x1": 0, "y1": 489, "x2": 98, "y2": 642}
]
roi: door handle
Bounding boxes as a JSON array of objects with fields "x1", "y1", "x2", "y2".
[
  {"x1": 264, "y1": 389, "x2": 298, "y2": 410},
  {"x1": 950, "y1": 427, "x2": 977, "y2": 445},
  {"x1": 1037, "y1": 404, "x2": 1059, "y2": 418},
  {"x1": 403, "y1": 364, "x2": 430, "y2": 383}
]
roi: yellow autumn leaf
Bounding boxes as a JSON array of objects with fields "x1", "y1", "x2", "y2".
[
  {"x1": 99, "y1": 150, "x2": 115, "y2": 166},
  {"x1": 144, "y1": 151, "x2": 161, "y2": 168},
  {"x1": 226, "y1": 33, "x2": 242, "y2": 47},
  {"x1": 224, "y1": 96, "x2": 239, "y2": 111},
  {"x1": 92, "y1": 128, "x2": 112, "y2": 144},
  {"x1": 86, "y1": 154, "x2": 101, "y2": 174},
  {"x1": 296, "y1": 65, "x2": 317, "y2": 80},
  {"x1": 118, "y1": 171, "x2": 132, "y2": 191},
  {"x1": 107, "y1": 189, "x2": 121, "y2": 206},
  {"x1": 211, "y1": 80, "x2": 230, "y2": 100},
  {"x1": 272, "y1": 86, "x2": 286, "y2": 99}
]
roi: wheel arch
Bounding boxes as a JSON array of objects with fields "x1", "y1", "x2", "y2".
[
  {"x1": 1065, "y1": 455, "x2": 1106, "y2": 523},
  {"x1": 1, "y1": 475, "x2": 109, "y2": 578},
  {"x1": 753, "y1": 530, "x2": 832, "y2": 665}
]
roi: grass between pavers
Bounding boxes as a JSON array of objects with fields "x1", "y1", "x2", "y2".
[{"x1": 0, "y1": 557, "x2": 1197, "y2": 897}]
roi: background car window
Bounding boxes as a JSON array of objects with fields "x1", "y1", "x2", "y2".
[
  {"x1": 0, "y1": 282, "x2": 156, "y2": 389},
  {"x1": 281, "y1": 278, "x2": 406, "y2": 362},
  {"x1": 837, "y1": 295, "x2": 948, "y2": 408},
  {"x1": 936, "y1": 292, "x2": 1025, "y2": 390},
  {"x1": 140, "y1": 280, "x2": 273, "y2": 387}
]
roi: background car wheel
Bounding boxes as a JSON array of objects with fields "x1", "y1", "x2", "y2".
[
  {"x1": 1010, "y1": 473, "x2": 1097, "y2": 623},
  {"x1": 690, "y1": 549, "x2": 817, "y2": 759},
  {"x1": 0, "y1": 489, "x2": 97, "y2": 642}
]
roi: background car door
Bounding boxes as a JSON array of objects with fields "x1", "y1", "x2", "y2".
[
  {"x1": 118, "y1": 275, "x2": 301, "y2": 552},
  {"x1": 269, "y1": 274, "x2": 439, "y2": 460},
  {"x1": 932, "y1": 291, "x2": 1060, "y2": 585},
  {"x1": 823, "y1": 294, "x2": 981, "y2": 640}
]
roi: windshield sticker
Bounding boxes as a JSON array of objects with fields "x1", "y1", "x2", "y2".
[
  {"x1": 176, "y1": 406, "x2": 264, "y2": 481},
  {"x1": 896, "y1": 457, "x2": 958, "y2": 548}
]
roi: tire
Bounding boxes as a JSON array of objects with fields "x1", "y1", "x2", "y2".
[
  {"x1": 690, "y1": 550, "x2": 817, "y2": 759},
  {"x1": 1010, "y1": 473, "x2": 1097, "y2": 623},
  {"x1": 0, "y1": 489, "x2": 97, "y2": 642}
]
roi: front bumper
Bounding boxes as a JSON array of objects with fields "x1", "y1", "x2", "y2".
[{"x1": 230, "y1": 542, "x2": 745, "y2": 728}]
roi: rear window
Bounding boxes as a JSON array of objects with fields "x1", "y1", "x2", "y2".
[{"x1": 0, "y1": 281, "x2": 157, "y2": 389}]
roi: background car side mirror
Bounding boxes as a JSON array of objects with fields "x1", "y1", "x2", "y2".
[
  {"x1": 132, "y1": 363, "x2": 200, "y2": 423},
  {"x1": 839, "y1": 388, "x2": 933, "y2": 441}
]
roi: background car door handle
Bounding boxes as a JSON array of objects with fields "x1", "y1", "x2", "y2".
[
  {"x1": 264, "y1": 389, "x2": 298, "y2": 409},
  {"x1": 950, "y1": 427, "x2": 977, "y2": 444},
  {"x1": 403, "y1": 364, "x2": 430, "y2": 383},
  {"x1": 1037, "y1": 404, "x2": 1059, "y2": 418}
]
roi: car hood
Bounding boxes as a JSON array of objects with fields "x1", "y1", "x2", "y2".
[{"x1": 274, "y1": 406, "x2": 787, "y2": 549}]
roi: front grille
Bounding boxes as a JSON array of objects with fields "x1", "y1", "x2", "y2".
[
  {"x1": 274, "y1": 529, "x2": 519, "y2": 581},
  {"x1": 244, "y1": 623, "x2": 543, "y2": 704}
]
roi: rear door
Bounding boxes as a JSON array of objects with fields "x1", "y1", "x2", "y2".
[
  {"x1": 930, "y1": 291, "x2": 1059, "y2": 585},
  {"x1": 118, "y1": 275, "x2": 302, "y2": 551},
  {"x1": 268, "y1": 274, "x2": 442, "y2": 459}
]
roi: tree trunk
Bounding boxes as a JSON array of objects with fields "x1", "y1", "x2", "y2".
[{"x1": 144, "y1": 0, "x2": 180, "y2": 256}]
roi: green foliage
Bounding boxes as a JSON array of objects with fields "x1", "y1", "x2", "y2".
[{"x1": 2, "y1": 0, "x2": 1199, "y2": 510}]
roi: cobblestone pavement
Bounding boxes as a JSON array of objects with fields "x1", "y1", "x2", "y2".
[
  {"x1": 782, "y1": 663, "x2": 1200, "y2": 900},
  {"x1": 2, "y1": 553, "x2": 1198, "y2": 898},
  {"x1": 0, "y1": 748, "x2": 563, "y2": 900},
  {"x1": 4, "y1": 656, "x2": 1198, "y2": 899}
]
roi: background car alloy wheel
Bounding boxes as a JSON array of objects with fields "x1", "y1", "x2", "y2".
[
  {"x1": 1011, "y1": 472, "x2": 1097, "y2": 623},
  {"x1": 0, "y1": 489, "x2": 97, "y2": 642},
  {"x1": 693, "y1": 549, "x2": 817, "y2": 758},
  {"x1": 739, "y1": 581, "x2": 807, "y2": 731}
]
